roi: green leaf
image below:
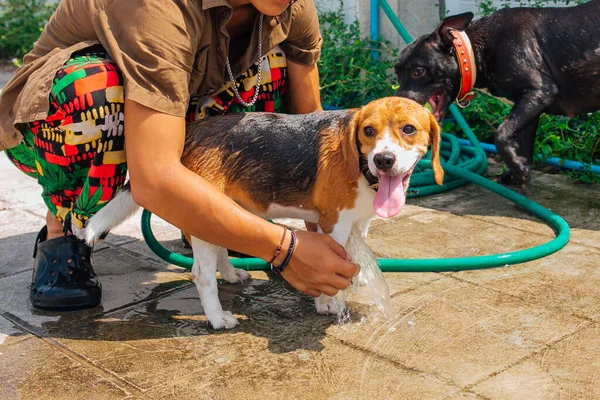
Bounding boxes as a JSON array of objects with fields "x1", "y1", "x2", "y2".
[
  {"x1": 76, "y1": 179, "x2": 91, "y2": 211},
  {"x1": 88, "y1": 185, "x2": 104, "y2": 209}
]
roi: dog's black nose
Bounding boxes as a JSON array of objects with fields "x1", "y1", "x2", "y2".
[{"x1": 374, "y1": 152, "x2": 396, "y2": 172}]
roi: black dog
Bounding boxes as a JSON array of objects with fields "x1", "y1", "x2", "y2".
[{"x1": 394, "y1": 0, "x2": 600, "y2": 184}]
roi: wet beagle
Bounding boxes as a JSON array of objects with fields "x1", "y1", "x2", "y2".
[{"x1": 80, "y1": 97, "x2": 443, "y2": 329}]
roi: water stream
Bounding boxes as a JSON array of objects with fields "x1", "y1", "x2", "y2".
[{"x1": 332, "y1": 226, "x2": 393, "y2": 325}]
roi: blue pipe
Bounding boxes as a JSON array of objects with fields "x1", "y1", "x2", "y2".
[
  {"x1": 370, "y1": 0, "x2": 380, "y2": 59},
  {"x1": 456, "y1": 138, "x2": 600, "y2": 174}
]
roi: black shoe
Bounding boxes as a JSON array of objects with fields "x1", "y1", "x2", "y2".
[{"x1": 30, "y1": 227, "x2": 102, "y2": 311}]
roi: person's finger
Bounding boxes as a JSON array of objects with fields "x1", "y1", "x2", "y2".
[
  {"x1": 324, "y1": 272, "x2": 353, "y2": 290},
  {"x1": 333, "y1": 260, "x2": 360, "y2": 279},
  {"x1": 305, "y1": 289, "x2": 322, "y2": 297},
  {"x1": 318, "y1": 285, "x2": 339, "y2": 297},
  {"x1": 326, "y1": 236, "x2": 350, "y2": 260}
]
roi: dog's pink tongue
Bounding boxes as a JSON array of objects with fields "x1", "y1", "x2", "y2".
[{"x1": 374, "y1": 174, "x2": 406, "y2": 218}]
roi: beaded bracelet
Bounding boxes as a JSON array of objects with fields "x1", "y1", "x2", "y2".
[
  {"x1": 272, "y1": 229, "x2": 297, "y2": 275},
  {"x1": 268, "y1": 226, "x2": 287, "y2": 264}
]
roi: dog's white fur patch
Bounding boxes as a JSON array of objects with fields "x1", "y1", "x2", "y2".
[
  {"x1": 368, "y1": 129, "x2": 422, "y2": 176},
  {"x1": 190, "y1": 237, "x2": 240, "y2": 329},
  {"x1": 258, "y1": 204, "x2": 320, "y2": 223},
  {"x1": 77, "y1": 188, "x2": 140, "y2": 244},
  {"x1": 314, "y1": 176, "x2": 375, "y2": 314}
]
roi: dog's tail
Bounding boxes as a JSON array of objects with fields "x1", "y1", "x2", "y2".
[{"x1": 75, "y1": 184, "x2": 140, "y2": 244}]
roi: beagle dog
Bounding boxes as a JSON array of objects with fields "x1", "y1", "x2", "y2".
[{"x1": 80, "y1": 97, "x2": 444, "y2": 329}]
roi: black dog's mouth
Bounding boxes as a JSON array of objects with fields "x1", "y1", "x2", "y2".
[{"x1": 428, "y1": 90, "x2": 450, "y2": 121}]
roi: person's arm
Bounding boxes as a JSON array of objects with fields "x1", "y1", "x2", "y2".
[
  {"x1": 124, "y1": 99, "x2": 358, "y2": 296},
  {"x1": 286, "y1": 59, "x2": 322, "y2": 114}
]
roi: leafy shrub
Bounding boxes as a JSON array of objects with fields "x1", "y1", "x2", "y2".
[
  {"x1": 0, "y1": 0, "x2": 57, "y2": 61},
  {"x1": 317, "y1": 5, "x2": 399, "y2": 109},
  {"x1": 442, "y1": 0, "x2": 599, "y2": 182}
]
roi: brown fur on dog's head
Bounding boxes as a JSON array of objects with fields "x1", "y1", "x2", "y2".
[{"x1": 343, "y1": 97, "x2": 444, "y2": 185}]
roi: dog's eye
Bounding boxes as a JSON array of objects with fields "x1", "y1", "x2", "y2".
[
  {"x1": 403, "y1": 125, "x2": 417, "y2": 135},
  {"x1": 411, "y1": 67, "x2": 425, "y2": 78},
  {"x1": 363, "y1": 126, "x2": 376, "y2": 137}
]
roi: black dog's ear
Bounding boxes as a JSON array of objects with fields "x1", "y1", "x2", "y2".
[{"x1": 435, "y1": 12, "x2": 474, "y2": 47}]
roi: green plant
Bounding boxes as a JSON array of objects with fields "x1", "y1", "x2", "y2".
[
  {"x1": 0, "y1": 0, "x2": 57, "y2": 61},
  {"x1": 317, "y1": 5, "x2": 399, "y2": 109}
]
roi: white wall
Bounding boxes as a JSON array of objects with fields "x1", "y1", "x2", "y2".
[
  {"x1": 444, "y1": 0, "x2": 576, "y2": 17},
  {"x1": 314, "y1": 0, "x2": 362, "y2": 25},
  {"x1": 314, "y1": 0, "x2": 441, "y2": 51}
]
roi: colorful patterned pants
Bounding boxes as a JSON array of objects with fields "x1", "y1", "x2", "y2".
[{"x1": 6, "y1": 46, "x2": 288, "y2": 229}]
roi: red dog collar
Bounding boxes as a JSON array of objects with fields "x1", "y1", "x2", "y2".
[{"x1": 450, "y1": 29, "x2": 477, "y2": 106}]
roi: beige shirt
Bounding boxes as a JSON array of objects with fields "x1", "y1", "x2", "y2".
[{"x1": 0, "y1": 0, "x2": 322, "y2": 150}]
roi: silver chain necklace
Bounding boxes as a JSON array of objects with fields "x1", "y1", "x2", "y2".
[{"x1": 225, "y1": 13, "x2": 264, "y2": 108}]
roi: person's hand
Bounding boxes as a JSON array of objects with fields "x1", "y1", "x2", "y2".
[{"x1": 280, "y1": 231, "x2": 359, "y2": 297}]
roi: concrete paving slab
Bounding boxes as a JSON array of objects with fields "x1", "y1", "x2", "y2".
[
  {"x1": 369, "y1": 207, "x2": 549, "y2": 260},
  {"x1": 0, "y1": 337, "x2": 129, "y2": 399},
  {"x1": 570, "y1": 223, "x2": 600, "y2": 251},
  {"x1": 138, "y1": 337, "x2": 473, "y2": 400},
  {"x1": 364, "y1": 205, "x2": 551, "y2": 296},
  {"x1": 0, "y1": 247, "x2": 192, "y2": 337},
  {"x1": 452, "y1": 243, "x2": 600, "y2": 320},
  {"x1": 47, "y1": 284, "x2": 320, "y2": 390},
  {"x1": 327, "y1": 277, "x2": 586, "y2": 388},
  {"x1": 420, "y1": 192, "x2": 554, "y2": 237},
  {"x1": 410, "y1": 181, "x2": 490, "y2": 210},
  {"x1": 0, "y1": 314, "x2": 30, "y2": 349},
  {"x1": 0, "y1": 67, "x2": 15, "y2": 88},
  {"x1": 0, "y1": 154, "x2": 47, "y2": 218},
  {"x1": 42, "y1": 282, "x2": 475, "y2": 399},
  {"x1": 415, "y1": 186, "x2": 557, "y2": 240},
  {"x1": 472, "y1": 321, "x2": 600, "y2": 399},
  {"x1": 413, "y1": 170, "x2": 600, "y2": 241},
  {"x1": 0, "y1": 209, "x2": 42, "y2": 279}
]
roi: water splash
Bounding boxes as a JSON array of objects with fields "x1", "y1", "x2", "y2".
[
  {"x1": 332, "y1": 291, "x2": 351, "y2": 324},
  {"x1": 335, "y1": 226, "x2": 393, "y2": 324}
]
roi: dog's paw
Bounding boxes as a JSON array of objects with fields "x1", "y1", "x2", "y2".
[
  {"x1": 315, "y1": 294, "x2": 344, "y2": 315},
  {"x1": 219, "y1": 268, "x2": 251, "y2": 284},
  {"x1": 498, "y1": 169, "x2": 530, "y2": 187},
  {"x1": 72, "y1": 226, "x2": 87, "y2": 242},
  {"x1": 207, "y1": 310, "x2": 239, "y2": 330}
]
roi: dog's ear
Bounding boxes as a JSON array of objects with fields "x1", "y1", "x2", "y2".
[
  {"x1": 435, "y1": 12, "x2": 474, "y2": 47},
  {"x1": 342, "y1": 112, "x2": 361, "y2": 182},
  {"x1": 428, "y1": 112, "x2": 445, "y2": 185}
]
